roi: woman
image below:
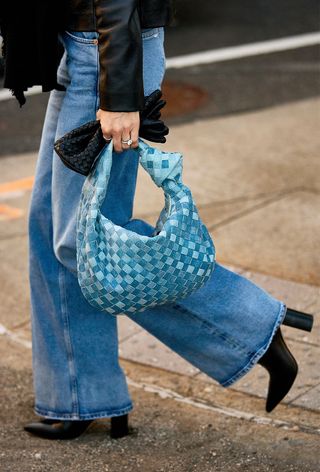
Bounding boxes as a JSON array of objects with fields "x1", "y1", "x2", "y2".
[{"x1": 0, "y1": 0, "x2": 312, "y2": 440}]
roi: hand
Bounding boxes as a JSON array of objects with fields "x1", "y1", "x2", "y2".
[{"x1": 96, "y1": 109, "x2": 140, "y2": 153}]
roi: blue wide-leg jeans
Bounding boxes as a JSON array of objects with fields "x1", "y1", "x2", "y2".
[{"x1": 28, "y1": 28, "x2": 287, "y2": 420}]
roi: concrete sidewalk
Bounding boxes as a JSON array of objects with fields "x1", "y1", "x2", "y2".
[
  {"x1": 129, "y1": 96, "x2": 320, "y2": 412},
  {"x1": 0, "y1": 97, "x2": 319, "y2": 469}
]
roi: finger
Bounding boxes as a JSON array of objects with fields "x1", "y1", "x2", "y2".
[
  {"x1": 113, "y1": 131, "x2": 122, "y2": 153},
  {"x1": 121, "y1": 127, "x2": 132, "y2": 151},
  {"x1": 130, "y1": 127, "x2": 139, "y2": 148},
  {"x1": 101, "y1": 127, "x2": 112, "y2": 142}
]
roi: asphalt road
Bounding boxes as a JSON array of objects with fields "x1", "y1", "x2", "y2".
[
  {"x1": 2, "y1": 350, "x2": 320, "y2": 472},
  {"x1": 0, "y1": 0, "x2": 319, "y2": 156}
]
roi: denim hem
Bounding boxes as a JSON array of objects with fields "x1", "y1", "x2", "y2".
[
  {"x1": 220, "y1": 301, "x2": 287, "y2": 388},
  {"x1": 34, "y1": 402, "x2": 134, "y2": 420}
]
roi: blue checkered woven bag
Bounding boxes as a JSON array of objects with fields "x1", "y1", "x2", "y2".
[{"x1": 76, "y1": 139, "x2": 216, "y2": 315}]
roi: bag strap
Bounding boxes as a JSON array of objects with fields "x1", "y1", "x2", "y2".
[
  {"x1": 84, "y1": 139, "x2": 183, "y2": 206},
  {"x1": 138, "y1": 140, "x2": 183, "y2": 187}
]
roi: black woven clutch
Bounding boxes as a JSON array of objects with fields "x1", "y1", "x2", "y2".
[
  {"x1": 54, "y1": 120, "x2": 105, "y2": 176},
  {"x1": 54, "y1": 90, "x2": 169, "y2": 176}
]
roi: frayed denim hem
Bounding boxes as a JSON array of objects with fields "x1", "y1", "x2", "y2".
[
  {"x1": 220, "y1": 301, "x2": 287, "y2": 388},
  {"x1": 34, "y1": 402, "x2": 134, "y2": 420}
]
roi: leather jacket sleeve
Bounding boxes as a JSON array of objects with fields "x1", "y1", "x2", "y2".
[{"x1": 94, "y1": 0, "x2": 144, "y2": 112}]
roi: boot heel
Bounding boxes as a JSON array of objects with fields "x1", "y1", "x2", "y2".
[
  {"x1": 283, "y1": 307, "x2": 314, "y2": 332},
  {"x1": 110, "y1": 414, "x2": 129, "y2": 439},
  {"x1": 258, "y1": 328, "x2": 298, "y2": 412}
]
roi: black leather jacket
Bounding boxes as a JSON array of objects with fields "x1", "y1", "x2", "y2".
[{"x1": 63, "y1": 0, "x2": 172, "y2": 112}]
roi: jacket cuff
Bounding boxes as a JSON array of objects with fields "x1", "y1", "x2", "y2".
[{"x1": 99, "y1": 92, "x2": 144, "y2": 112}]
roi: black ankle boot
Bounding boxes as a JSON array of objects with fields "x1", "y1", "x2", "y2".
[
  {"x1": 110, "y1": 414, "x2": 130, "y2": 439},
  {"x1": 258, "y1": 307, "x2": 313, "y2": 413},
  {"x1": 258, "y1": 327, "x2": 298, "y2": 412},
  {"x1": 24, "y1": 413, "x2": 129, "y2": 440},
  {"x1": 23, "y1": 419, "x2": 93, "y2": 440}
]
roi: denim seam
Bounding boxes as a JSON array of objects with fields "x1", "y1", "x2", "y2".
[
  {"x1": 220, "y1": 301, "x2": 287, "y2": 387},
  {"x1": 171, "y1": 302, "x2": 252, "y2": 357},
  {"x1": 64, "y1": 30, "x2": 99, "y2": 44},
  {"x1": 142, "y1": 27, "x2": 161, "y2": 39},
  {"x1": 58, "y1": 264, "x2": 80, "y2": 415},
  {"x1": 34, "y1": 402, "x2": 134, "y2": 420},
  {"x1": 94, "y1": 42, "x2": 99, "y2": 111}
]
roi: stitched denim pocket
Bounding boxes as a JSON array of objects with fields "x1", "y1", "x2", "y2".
[
  {"x1": 64, "y1": 30, "x2": 99, "y2": 44},
  {"x1": 142, "y1": 27, "x2": 161, "y2": 40}
]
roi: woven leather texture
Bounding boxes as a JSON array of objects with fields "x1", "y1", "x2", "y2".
[
  {"x1": 76, "y1": 140, "x2": 216, "y2": 315},
  {"x1": 54, "y1": 120, "x2": 104, "y2": 176}
]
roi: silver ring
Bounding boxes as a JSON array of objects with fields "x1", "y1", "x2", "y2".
[
  {"x1": 121, "y1": 138, "x2": 133, "y2": 146},
  {"x1": 103, "y1": 136, "x2": 112, "y2": 142}
]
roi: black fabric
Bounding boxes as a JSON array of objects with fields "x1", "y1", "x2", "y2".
[
  {"x1": 0, "y1": 0, "x2": 66, "y2": 106},
  {"x1": 0, "y1": 0, "x2": 174, "y2": 109},
  {"x1": 137, "y1": 0, "x2": 173, "y2": 28},
  {"x1": 64, "y1": 0, "x2": 173, "y2": 30}
]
